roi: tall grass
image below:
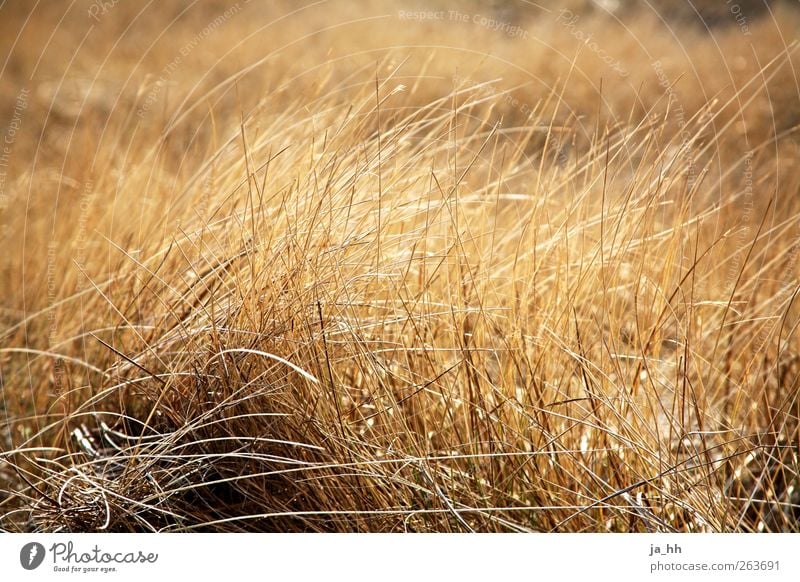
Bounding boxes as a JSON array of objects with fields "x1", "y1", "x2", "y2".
[{"x1": 1, "y1": 0, "x2": 798, "y2": 532}]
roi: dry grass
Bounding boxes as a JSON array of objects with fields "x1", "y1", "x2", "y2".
[{"x1": 1, "y1": 0, "x2": 799, "y2": 532}]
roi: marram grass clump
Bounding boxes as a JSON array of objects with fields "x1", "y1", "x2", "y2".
[{"x1": 1, "y1": 0, "x2": 798, "y2": 532}]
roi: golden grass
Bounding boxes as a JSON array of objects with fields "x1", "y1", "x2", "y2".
[{"x1": 0, "y1": 0, "x2": 798, "y2": 532}]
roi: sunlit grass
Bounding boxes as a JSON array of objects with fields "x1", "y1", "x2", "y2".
[{"x1": 0, "y1": 0, "x2": 798, "y2": 532}]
